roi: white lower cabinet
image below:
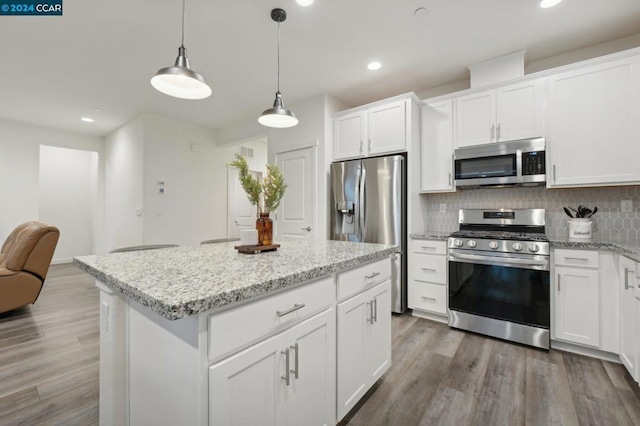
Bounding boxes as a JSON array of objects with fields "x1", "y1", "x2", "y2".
[
  {"x1": 209, "y1": 309, "x2": 336, "y2": 426},
  {"x1": 620, "y1": 257, "x2": 637, "y2": 381},
  {"x1": 554, "y1": 249, "x2": 600, "y2": 347},
  {"x1": 336, "y1": 280, "x2": 391, "y2": 421},
  {"x1": 408, "y1": 239, "x2": 448, "y2": 316}
]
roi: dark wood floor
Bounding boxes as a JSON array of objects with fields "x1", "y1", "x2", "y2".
[{"x1": 2, "y1": 264, "x2": 640, "y2": 425}]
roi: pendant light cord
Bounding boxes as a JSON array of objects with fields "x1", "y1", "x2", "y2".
[
  {"x1": 181, "y1": 0, "x2": 186, "y2": 47},
  {"x1": 277, "y1": 20, "x2": 281, "y2": 93}
]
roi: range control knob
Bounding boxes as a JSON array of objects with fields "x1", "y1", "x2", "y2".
[
  {"x1": 489, "y1": 241, "x2": 499, "y2": 250},
  {"x1": 454, "y1": 239, "x2": 463, "y2": 247},
  {"x1": 529, "y1": 244, "x2": 540, "y2": 253},
  {"x1": 467, "y1": 240, "x2": 477, "y2": 248},
  {"x1": 512, "y1": 243, "x2": 523, "y2": 252}
]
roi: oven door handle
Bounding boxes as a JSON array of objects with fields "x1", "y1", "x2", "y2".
[{"x1": 449, "y1": 252, "x2": 549, "y2": 268}]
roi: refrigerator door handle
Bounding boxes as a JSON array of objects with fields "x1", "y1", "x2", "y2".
[{"x1": 359, "y1": 166, "x2": 366, "y2": 242}]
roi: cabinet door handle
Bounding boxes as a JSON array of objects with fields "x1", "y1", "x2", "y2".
[
  {"x1": 624, "y1": 267, "x2": 630, "y2": 290},
  {"x1": 281, "y1": 348, "x2": 290, "y2": 385},
  {"x1": 365, "y1": 272, "x2": 380, "y2": 279},
  {"x1": 301, "y1": 226, "x2": 312, "y2": 231},
  {"x1": 421, "y1": 296, "x2": 436, "y2": 301},
  {"x1": 277, "y1": 303, "x2": 305, "y2": 317},
  {"x1": 359, "y1": 140, "x2": 363, "y2": 153},
  {"x1": 368, "y1": 138, "x2": 372, "y2": 152},
  {"x1": 557, "y1": 274, "x2": 561, "y2": 291},
  {"x1": 553, "y1": 164, "x2": 557, "y2": 183},
  {"x1": 367, "y1": 301, "x2": 374, "y2": 324},
  {"x1": 373, "y1": 298, "x2": 378, "y2": 323},
  {"x1": 421, "y1": 267, "x2": 436, "y2": 272},
  {"x1": 448, "y1": 172, "x2": 452, "y2": 186},
  {"x1": 490, "y1": 124, "x2": 495, "y2": 141},
  {"x1": 496, "y1": 123, "x2": 501, "y2": 140},
  {"x1": 290, "y1": 343, "x2": 299, "y2": 379}
]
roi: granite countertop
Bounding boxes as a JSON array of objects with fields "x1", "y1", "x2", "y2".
[
  {"x1": 410, "y1": 231, "x2": 640, "y2": 262},
  {"x1": 73, "y1": 239, "x2": 397, "y2": 321}
]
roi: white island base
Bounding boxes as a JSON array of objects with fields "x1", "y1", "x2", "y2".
[{"x1": 94, "y1": 255, "x2": 392, "y2": 426}]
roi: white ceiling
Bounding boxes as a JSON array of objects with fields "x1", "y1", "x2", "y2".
[{"x1": 2, "y1": 0, "x2": 640, "y2": 137}]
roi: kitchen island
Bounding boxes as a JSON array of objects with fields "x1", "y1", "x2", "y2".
[{"x1": 74, "y1": 239, "x2": 396, "y2": 426}]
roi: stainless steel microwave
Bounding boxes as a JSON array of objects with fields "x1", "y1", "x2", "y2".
[{"x1": 454, "y1": 138, "x2": 546, "y2": 188}]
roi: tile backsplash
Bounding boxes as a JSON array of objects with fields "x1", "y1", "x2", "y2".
[{"x1": 422, "y1": 186, "x2": 640, "y2": 240}]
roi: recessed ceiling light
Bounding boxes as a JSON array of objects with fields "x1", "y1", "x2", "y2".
[
  {"x1": 540, "y1": 0, "x2": 562, "y2": 8},
  {"x1": 414, "y1": 7, "x2": 427, "y2": 17},
  {"x1": 296, "y1": 0, "x2": 314, "y2": 6},
  {"x1": 81, "y1": 117, "x2": 95, "y2": 123},
  {"x1": 367, "y1": 62, "x2": 382, "y2": 71}
]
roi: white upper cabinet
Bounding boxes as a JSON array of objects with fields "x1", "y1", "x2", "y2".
[
  {"x1": 455, "y1": 79, "x2": 545, "y2": 148},
  {"x1": 368, "y1": 100, "x2": 407, "y2": 156},
  {"x1": 421, "y1": 99, "x2": 455, "y2": 192},
  {"x1": 333, "y1": 94, "x2": 418, "y2": 161},
  {"x1": 334, "y1": 111, "x2": 366, "y2": 160},
  {"x1": 547, "y1": 55, "x2": 640, "y2": 187}
]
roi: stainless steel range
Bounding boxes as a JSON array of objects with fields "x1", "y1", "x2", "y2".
[{"x1": 448, "y1": 209, "x2": 550, "y2": 349}]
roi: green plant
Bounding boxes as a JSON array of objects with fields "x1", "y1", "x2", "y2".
[
  {"x1": 563, "y1": 205, "x2": 597, "y2": 218},
  {"x1": 228, "y1": 154, "x2": 288, "y2": 215}
]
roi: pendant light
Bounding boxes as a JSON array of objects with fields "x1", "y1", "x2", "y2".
[
  {"x1": 150, "y1": 0, "x2": 211, "y2": 100},
  {"x1": 258, "y1": 8, "x2": 298, "y2": 128}
]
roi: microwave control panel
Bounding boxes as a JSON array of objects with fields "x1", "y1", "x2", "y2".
[{"x1": 522, "y1": 151, "x2": 545, "y2": 175}]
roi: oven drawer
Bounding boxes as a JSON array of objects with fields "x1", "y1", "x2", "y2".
[
  {"x1": 554, "y1": 249, "x2": 598, "y2": 268},
  {"x1": 409, "y1": 281, "x2": 447, "y2": 314},
  {"x1": 412, "y1": 253, "x2": 447, "y2": 284},
  {"x1": 411, "y1": 239, "x2": 447, "y2": 255}
]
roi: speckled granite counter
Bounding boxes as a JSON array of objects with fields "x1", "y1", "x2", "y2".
[
  {"x1": 73, "y1": 239, "x2": 396, "y2": 321},
  {"x1": 409, "y1": 231, "x2": 450, "y2": 241},
  {"x1": 548, "y1": 236, "x2": 640, "y2": 262}
]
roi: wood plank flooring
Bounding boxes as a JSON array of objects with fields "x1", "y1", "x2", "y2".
[
  {"x1": 341, "y1": 313, "x2": 640, "y2": 426},
  {"x1": 0, "y1": 263, "x2": 99, "y2": 425},
  {"x1": 1, "y1": 264, "x2": 640, "y2": 425}
]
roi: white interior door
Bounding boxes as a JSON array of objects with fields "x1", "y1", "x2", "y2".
[
  {"x1": 275, "y1": 147, "x2": 315, "y2": 240},
  {"x1": 227, "y1": 167, "x2": 259, "y2": 238}
]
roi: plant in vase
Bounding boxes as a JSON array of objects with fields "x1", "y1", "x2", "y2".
[
  {"x1": 228, "y1": 154, "x2": 287, "y2": 246},
  {"x1": 563, "y1": 205, "x2": 597, "y2": 239}
]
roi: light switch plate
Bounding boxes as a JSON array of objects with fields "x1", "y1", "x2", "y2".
[{"x1": 621, "y1": 199, "x2": 633, "y2": 213}]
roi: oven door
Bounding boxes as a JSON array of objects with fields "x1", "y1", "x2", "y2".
[{"x1": 448, "y1": 250, "x2": 550, "y2": 329}]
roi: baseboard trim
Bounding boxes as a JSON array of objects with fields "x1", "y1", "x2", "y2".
[
  {"x1": 51, "y1": 258, "x2": 73, "y2": 265},
  {"x1": 550, "y1": 339, "x2": 621, "y2": 363},
  {"x1": 411, "y1": 309, "x2": 448, "y2": 324}
]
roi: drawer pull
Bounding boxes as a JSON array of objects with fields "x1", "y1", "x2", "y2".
[
  {"x1": 421, "y1": 296, "x2": 436, "y2": 301},
  {"x1": 421, "y1": 267, "x2": 436, "y2": 272},
  {"x1": 420, "y1": 246, "x2": 436, "y2": 250},
  {"x1": 564, "y1": 257, "x2": 588, "y2": 263},
  {"x1": 365, "y1": 272, "x2": 381, "y2": 279},
  {"x1": 277, "y1": 303, "x2": 305, "y2": 317}
]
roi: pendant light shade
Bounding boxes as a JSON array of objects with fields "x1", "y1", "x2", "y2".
[
  {"x1": 259, "y1": 9, "x2": 298, "y2": 128},
  {"x1": 151, "y1": 0, "x2": 211, "y2": 100}
]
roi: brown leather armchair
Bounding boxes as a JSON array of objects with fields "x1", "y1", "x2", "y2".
[{"x1": 0, "y1": 221, "x2": 60, "y2": 314}]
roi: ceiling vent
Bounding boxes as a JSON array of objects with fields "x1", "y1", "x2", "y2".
[
  {"x1": 468, "y1": 50, "x2": 526, "y2": 89},
  {"x1": 239, "y1": 146, "x2": 255, "y2": 159}
]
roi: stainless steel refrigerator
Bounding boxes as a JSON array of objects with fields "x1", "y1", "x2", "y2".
[{"x1": 330, "y1": 154, "x2": 406, "y2": 313}]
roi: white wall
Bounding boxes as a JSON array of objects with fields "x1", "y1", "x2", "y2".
[
  {"x1": 0, "y1": 117, "x2": 104, "y2": 255},
  {"x1": 141, "y1": 114, "x2": 225, "y2": 246},
  {"x1": 39, "y1": 146, "x2": 98, "y2": 262},
  {"x1": 104, "y1": 117, "x2": 144, "y2": 252}
]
